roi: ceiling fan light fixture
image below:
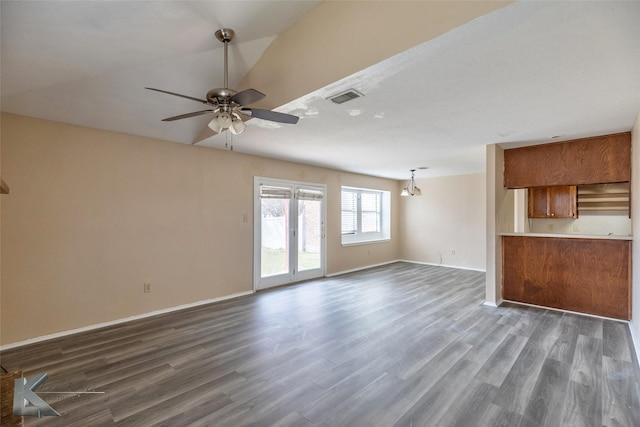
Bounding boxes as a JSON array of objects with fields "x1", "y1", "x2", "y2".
[
  {"x1": 230, "y1": 115, "x2": 246, "y2": 135},
  {"x1": 208, "y1": 111, "x2": 233, "y2": 133}
]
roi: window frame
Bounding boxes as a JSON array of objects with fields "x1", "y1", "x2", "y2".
[{"x1": 341, "y1": 186, "x2": 391, "y2": 246}]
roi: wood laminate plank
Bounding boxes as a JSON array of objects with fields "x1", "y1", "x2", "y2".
[
  {"x1": 395, "y1": 340, "x2": 473, "y2": 403},
  {"x1": 433, "y1": 379, "x2": 499, "y2": 427},
  {"x1": 474, "y1": 403, "x2": 528, "y2": 427},
  {"x1": 603, "y1": 320, "x2": 633, "y2": 362},
  {"x1": 560, "y1": 335, "x2": 603, "y2": 427},
  {"x1": 521, "y1": 357, "x2": 571, "y2": 426},
  {"x1": 492, "y1": 344, "x2": 547, "y2": 417},
  {"x1": 0, "y1": 263, "x2": 638, "y2": 426},
  {"x1": 547, "y1": 323, "x2": 579, "y2": 364},
  {"x1": 602, "y1": 357, "x2": 640, "y2": 427},
  {"x1": 320, "y1": 372, "x2": 414, "y2": 427},
  {"x1": 575, "y1": 313, "x2": 604, "y2": 339},
  {"x1": 474, "y1": 333, "x2": 529, "y2": 387},
  {"x1": 393, "y1": 357, "x2": 479, "y2": 426},
  {"x1": 299, "y1": 355, "x2": 396, "y2": 422}
]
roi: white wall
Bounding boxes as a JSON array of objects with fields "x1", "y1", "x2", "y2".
[
  {"x1": 399, "y1": 173, "x2": 486, "y2": 271},
  {"x1": 529, "y1": 215, "x2": 631, "y2": 236},
  {"x1": 631, "y1": 110, "x2": 640, "y2": 357}
]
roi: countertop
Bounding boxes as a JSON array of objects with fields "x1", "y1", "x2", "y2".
[{"x1": 500, "y1": 232, "x2": 632, "y2": 241}]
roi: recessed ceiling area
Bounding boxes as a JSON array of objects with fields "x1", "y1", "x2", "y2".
[{"x1": 2, "y1": 1, "x2": 639, "y2": 180}]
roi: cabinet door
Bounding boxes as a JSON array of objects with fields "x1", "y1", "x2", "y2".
[
  {"x1": 528, "y1": 187, "x2": 549, "y2": 218},
  {"x1": 549, "y1": 186, "x2": 577, "y2": 218}
]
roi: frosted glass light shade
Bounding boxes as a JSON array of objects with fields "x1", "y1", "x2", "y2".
[{"x1": 208, "y1": 112, "x2": 233, "y2": 133}]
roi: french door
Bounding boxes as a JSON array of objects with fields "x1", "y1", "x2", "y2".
[{"x1": 254, "y1": 177, "x2": 326, "y2": 290}]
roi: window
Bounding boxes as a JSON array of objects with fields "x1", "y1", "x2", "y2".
[{"x1": 341, "y1": 186, "x2": 390, "y2": 245}]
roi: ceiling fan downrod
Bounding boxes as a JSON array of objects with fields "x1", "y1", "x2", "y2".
[{"x1": 215, "y1": 28, "x2": 234, "y2": 89}]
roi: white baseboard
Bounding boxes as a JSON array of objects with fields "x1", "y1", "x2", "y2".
[
  {"x1": 502, "y1": 299, "x2": 630, "y2": 322},
  {"x1": 0, "y1": 290, "x2": 254, "y2": 351},
  {"x1": 327, "y1": 259, "x2": 486, "y2": 278},
  {"x1": 399, "y1": 259, "x2": 486, "y2": 273},
  {"x1": 483, "y1": 299, "x2": 503, "y2": 308}
]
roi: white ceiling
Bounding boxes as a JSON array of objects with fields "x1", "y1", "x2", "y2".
[{"x1": 2, "y1": 1, "x2": 639, "y2": 180}]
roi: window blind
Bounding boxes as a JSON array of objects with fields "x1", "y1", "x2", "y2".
[
  {"x1": 361, "y1": 192, "x2": 381, "y2": 233},
  {"x1": 260, "y1": 185, "x2": 292, "y2": 199},
  {"x1": 341, "y1": 190, "x2": 358, "y2": 235},
  {"x1": 297, "y1": 188, "x2": 324, "y2": 201}
]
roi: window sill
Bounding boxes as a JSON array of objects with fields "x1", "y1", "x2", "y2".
[{"x1": 341, "y1": 238, "x2": 391, "y2": 247}]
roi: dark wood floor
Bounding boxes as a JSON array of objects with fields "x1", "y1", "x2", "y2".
[{"x1": 2, "y1": 262, "x2": 640, "y2": 426}]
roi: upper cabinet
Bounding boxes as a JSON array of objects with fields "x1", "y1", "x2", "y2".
[
  {"x1": 528, "y1": 185, "x2": 577, "y2": 219},
  {"x1": 504, "y1": 132, "x2": 631, "y2": 189}
]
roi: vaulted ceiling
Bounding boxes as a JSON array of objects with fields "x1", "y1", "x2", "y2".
[{"x1": 2, "y1": 1, "x2": 639, "y2": 179}]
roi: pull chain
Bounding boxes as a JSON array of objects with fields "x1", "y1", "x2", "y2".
[{"x1": 224, "y1": 131, "x2": 233, "y2": 151}]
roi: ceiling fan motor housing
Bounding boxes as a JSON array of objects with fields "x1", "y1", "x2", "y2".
[{"x1": 207, "y1": 88, "x2": 237, "y2": 103}]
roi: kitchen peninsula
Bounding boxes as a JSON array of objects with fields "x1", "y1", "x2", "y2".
[
  {"x1": 501, "y1": 132, "x2": 632, "y2": 320},
  {"x1": 501, "y1": 233, "x2": 631, "y2": 319}
]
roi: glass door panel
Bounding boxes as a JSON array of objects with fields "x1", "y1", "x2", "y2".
[
  {"x1": 297, "y1": 199, "x2": 322, "y2": 272},
  {"x1": 260, "y1": 197, "x2": 290, "y2": 278}
]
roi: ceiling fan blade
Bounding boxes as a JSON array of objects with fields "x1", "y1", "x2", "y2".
[
  {"x1": 145, "y1": 87, "x2": 209, "y2": 104},
  {"x1": 242, "y1": 108, "x2": 299, "y2": 124},
  {"x1": 230, "y1": 89, "x2": 265, "y2": 106},
  {"x1": 161, "y1": 110, "x2": 215, "y2": 121}
]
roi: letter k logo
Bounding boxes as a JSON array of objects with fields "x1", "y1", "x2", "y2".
[{"x1": 13, "y1": 373, "x2": 60, "y2": 417}]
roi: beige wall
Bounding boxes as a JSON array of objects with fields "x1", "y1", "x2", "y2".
[
  {"x1": 631, "y1": 111, "x2": 640, "y2": 353},
  {"x1": 0, "y1": 113, "x2": 399, "y2": 345},
  {"x1": 485, "y1": 144, "x2": 507, "y2": 306},
  {"x1": 0, "y1": 115, "x2": 3, "y2": 333},
  {"x1": 399, "y1": 173, "x2": 486, "y2": 270}
]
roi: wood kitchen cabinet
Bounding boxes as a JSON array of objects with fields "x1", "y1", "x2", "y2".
[
  {"x1": 528, "y1": 185, "x2": 577, "y2": 218},
  {"x1": 502, "y1": 235, "x2": 631, "y2": 320},
  {"x1": 504, "y1": 132, "x2": 631, "y2": 188}
]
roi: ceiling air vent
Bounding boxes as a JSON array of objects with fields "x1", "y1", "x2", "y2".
[{"x1": 327, "y1": 89, "x2": 363, "y2": 104}]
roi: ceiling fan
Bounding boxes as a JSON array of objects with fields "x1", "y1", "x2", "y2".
[{"x1": 146, "y1": 28, "x2": 299, "y2": 136}]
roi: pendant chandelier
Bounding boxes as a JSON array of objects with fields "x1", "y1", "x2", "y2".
[{"x1": 401, "y1": 169, "x2": 422, "y2": 196}]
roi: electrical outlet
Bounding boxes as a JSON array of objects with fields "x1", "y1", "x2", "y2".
[
  {"x1": 144, "y1": 283, "x2": 152, "y2": 293},
  {"x1": 242, "y1": 213, "x2": 248, "y2": 223},
  {"x1": 451, "y1": 249, "x2": 456, "y2": 255},
  {"x1": 547, "y1": 224, "x2": 554, "y2": 232}
]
